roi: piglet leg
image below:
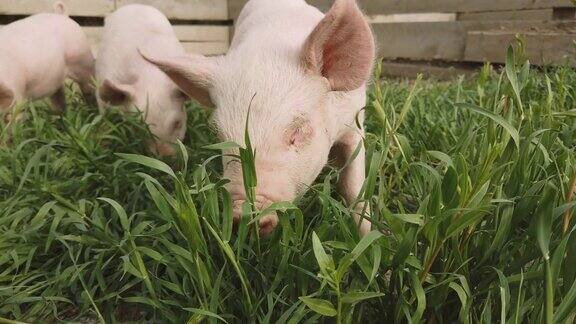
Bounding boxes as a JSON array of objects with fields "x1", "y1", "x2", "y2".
[
  {"x1": 332, "y1": 129, "x2": 371, "y2": 236},
  {"x1": 79, "y1": 81, "x2": 97, "y2": 107},
  {"x1": 68, "y1": 53, "x2": 97, "y2": 106},
  {"x1": 50, "y1": 87, "x2": 66, "y2": 112}
]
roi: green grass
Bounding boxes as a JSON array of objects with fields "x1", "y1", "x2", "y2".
[{"x1": 1, "y1": 49, "x2": 575, "y2": 323}]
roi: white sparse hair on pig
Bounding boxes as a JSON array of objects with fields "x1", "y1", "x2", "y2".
[
  {"x1": 96, "y1": 4, "x2": 189, "y2": 156},
  {"x1": 0, "y1": 1, "x2": 95, "y2": 122},
  {"x1": 142, "y1": 0, "x2": 376, "y2": 235}
]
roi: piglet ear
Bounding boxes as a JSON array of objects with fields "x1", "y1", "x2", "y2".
[
  {"x1": 53, "y1": 1, "x2": 68, "y2": 15},
  {"x1": 98, "y1": 79, "x2": 134, "y2": 106},
  {"x1": 0, "y1": 83, "x2": 15, "y2": 110},
  {"x1": 140, "y1": 49, "x2": 216, "y2": 108},
  {"x1": 302, "y1": 0, "x2": 375, "y2": 91}
]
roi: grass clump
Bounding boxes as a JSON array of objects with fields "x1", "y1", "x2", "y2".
[{"x1": 0, "y1": 51, "x2": 575, "y2": 323}]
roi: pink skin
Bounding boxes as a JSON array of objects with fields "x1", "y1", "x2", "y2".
[
  {"x1": 95, "y1": 5, "x2": 188, "y2": 156},
  {"x1": 142, "y1": 0, "x2": 375, "y2": 236},
  {"x1": 0, "y1": 8, "x2": 95, "y2": 120}
]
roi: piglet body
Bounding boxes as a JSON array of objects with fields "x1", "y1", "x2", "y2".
[
  {"x1": 96, "y1": 5, "x2": 188, "y2": 156},
  {"x1": 144, "y1": 0, "x2": 375, "y2": 235},
  {"x1": 0, "y1": 5, "x2": 95, "y2": 119}
]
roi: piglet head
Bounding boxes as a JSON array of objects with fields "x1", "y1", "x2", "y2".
[
  {"x1": 98, "y1": 76, "x2": 188, "y2": 156},
  {"x1": 143, "y1": 0, "x2": 375, "y2": 235}
]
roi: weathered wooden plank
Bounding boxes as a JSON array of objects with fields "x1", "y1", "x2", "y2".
[
  {"x1": 175, "y1": 26, "x2": 229, "y2": 42},
  {"x1": 91, "y1": 41, "x2": 227, "y2": 57},
  {"x1": 373, "y1": 22, "x2": 466, "y2": 61},
  {"x1": 182, "y1": 42, "x2": 228, "y2": 55},
  {"x1": 458, "y1": 8, "x2": 576, "y2": 21},
  {"x1": 369, "y1": 13, "x2": 456, "y2": 23},
  {"x1": 458, "y1": 9, "x2": 555, "y2": 21},
  {"x1": 461, "y1": 19, "x2": 576, "y2": 31},
  {"x1": 553, "y1": 7, "x2": 576, "y2": 19},
  {"x1": 83, "y1": 26, "x2": 228, "y2": 57},
  {"x1": 0, "y1": 25, "x2": 229, "y2": 47},
  {"x1": 225, "y1": 12, "x2": 576, "y2": 61},
  {"x1": 227, "y1": 0, "x2": 371, "y2": 16},
  {"x1": 464, "y1": 30, "x2": 576, "y2": 65},
  {"x1": 0, "y1": 0, "x2": 114, "y2": 16},
  {"x1": 381, "y1": 61, "x2": 476, "y2": 80},
  {"x1": 228, "y1": 0, "x2": 248, "y2": 23},
  {"x1": 195, "y1": 0, "x2": 576, "y2": 21},
  {"x1": 372, "y1": 20, "x2": 576, "y2": 61},
  {"x1": 83, "y1": 26, "x2": 229, "y2": 45},
  {"x1": 228, "y1": 1, "x2": 574, "y2": 24},
  {"x1": 115, "y1": 0, "x2": 228, "y2": 20},
  {"x1": 311, "y1": 0, "x2": 574, "y2": 15}
]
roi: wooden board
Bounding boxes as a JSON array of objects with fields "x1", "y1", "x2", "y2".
[
  {"x1": 373, "y1": 22, "x2": 466, "y2": 61},
  {"x1": 461, "y1": 19, "x2": 576, "y2": 31},
  {"x1": 311, "y1": 0, "x2": 574, "y2": 15},
  {"x1": 175, "y1": 25, "x2": 229, "y2": 42},
  {"x1": 381, "y1": 61, "x2": 477, "y2": 80},
  {"x1": 368, "y1": 13, "x2": 456, "y2": 23},
  {"x1": 0, "y1": 0, "x2": 114, "y2": 16},
  {"x1": 458, "y1": 9, "x2": 556, "y2": 21},
  {"x1": 115, "y1": 0, "x2": 228, "y2": 20},
  {"x1": 182, "y1": 41, "x2": 228, "y2": 55},
  {"x1": 90, "y1": 41, "x2": 227, "y2": 57},
  {"x1": 83, "y1": 26, "x2": 229, "y2": 56},
  {"x1": 83, "y1": 26, "x2": 229, "y2": 43},
  {"x1": 458, "y1": 8, "x2": 576, "y2": 21},
  {"x1": 228, "y1": 0, "x2": 248, "y2": 23},
  {"x1": 464, "y1": 30, "x2": 576, "y2": 65},
  {"x1": 372, "y1": 20, "x2": 576, "y2": 62}
]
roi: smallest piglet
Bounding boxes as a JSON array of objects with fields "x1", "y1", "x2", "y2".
[
  {"x1": 0, "y1": 2, "x2": 95, "y2": 122},
  {"x1": 96, "y1": 5, "x2": 191, "y2": 156}
]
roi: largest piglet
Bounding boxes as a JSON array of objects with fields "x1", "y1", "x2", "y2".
[
  {"x1": 143, "y1": 0, "x2": 375, "y2": 235},
  {"x1": 96, "y1": 5, "x2": 189, "y2": 156},
  {"x1": 0, "y1": 2, "x2": 95, "y2": 121}
]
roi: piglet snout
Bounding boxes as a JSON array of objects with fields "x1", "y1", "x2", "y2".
[
  {"x1": 150, "y1": 141, "x2": 176, "y2": 157},
  {"x1": 232, "y1": 196, "x2": 279, "y2": 236}
]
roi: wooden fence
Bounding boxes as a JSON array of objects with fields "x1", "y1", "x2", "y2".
[
  {"x1": 3, "y1": 0, "x2": 576, "y2": 77},
  {"x1": 367, "y1": 1, "x2": 576, "y2": 65},
  {"x1": 0, "y1": 0, "x2": 230, "y2": 56},
  {"x1": 230, "y1": 0, "x2": 576, "y2": 78}
]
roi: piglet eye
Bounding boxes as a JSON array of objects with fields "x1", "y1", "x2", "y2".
[
  {"x1": 286, "y1": 117, "x2": 314, "y2": 148},
  {"x1": 174, "y1": 90, "x2": 188, "y2": 101},
  {"x1": 172, "y1": 120, "x2": 183, "y2": 130}
]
